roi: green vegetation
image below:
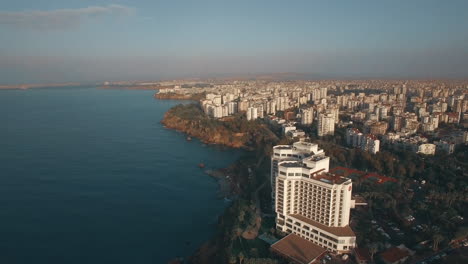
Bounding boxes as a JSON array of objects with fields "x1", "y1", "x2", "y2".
[
  {"x1": 169, "y1": 103, "x2": 467, "y2": 262},
  {"x1": 314, "y1": 128, "x2": 468, "y2": 254}
]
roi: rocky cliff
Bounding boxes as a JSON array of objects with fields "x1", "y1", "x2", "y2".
[{"x1": 161, "y1": 104, "x2": 278, "y2": 150}]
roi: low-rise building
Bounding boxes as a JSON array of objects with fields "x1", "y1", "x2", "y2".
[
  {"x1": 435, "y1": 140, "x2": 455, "y2": 154},
  {"x1": 417, "y1": 143, "x2": 436, "y2": 155}
]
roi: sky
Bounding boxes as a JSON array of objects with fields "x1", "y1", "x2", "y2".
[{"x1": 0, "y1": 0, "x2": 467, "y2": 84}]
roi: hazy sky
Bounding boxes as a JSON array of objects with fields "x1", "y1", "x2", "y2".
[{"x1": 1, "y1": 0, "x2": 467, "y2": 84}]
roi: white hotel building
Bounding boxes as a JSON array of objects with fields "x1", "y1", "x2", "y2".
[
  {"x1": 272, "y1": 144, "x2": 357, "y2": 255},
  {"x1": 271, "y1": 142, "x2": 324, "y2": 203}
]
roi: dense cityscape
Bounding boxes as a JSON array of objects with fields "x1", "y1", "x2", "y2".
[
  {"x1": 150, "y1": 78, "x2": 468, "y2": 264},
  {"x1": 2, "y1": 1, "x2": 468, "y2": 264},
  {"x1": 156, "y1": 79, "x2": 468, "y2": 155}
]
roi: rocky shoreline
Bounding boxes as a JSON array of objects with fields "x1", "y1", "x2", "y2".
[
  {"x1": 160, "y1": 104, "x2": 277, "y2": 151},
  {"x1": 161, "y1": 114, "x2": 250, "y2": 150},
  {"x1": 158, "y1": 101, "x2": 278, "y2": 264}
]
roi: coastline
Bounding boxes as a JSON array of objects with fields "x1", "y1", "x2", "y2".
[
  {"x1": 155, "y1": 92, "x2": 206, "y2": 101},
  {"x1": 0, "y1": 83, "x2": 84, "y2": 90},
  {"x1": 160, "y1": 103, "x2": 278, "y2": 151},
  {"x1": 1, "y1": 88, "x2": 238, "y2": 264},
  {"x1": 157, "y1": 96, "x2": 277, "y2": 263}
]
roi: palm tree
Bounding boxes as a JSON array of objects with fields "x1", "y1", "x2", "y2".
[
  {"x1": 238, "y1": 252, "x2": 245, "y2": 264},
  {"x1": 446, "y1": 182, "x2": 455, "y2": 192},
  {"x1": 238, "y1": 210, "x2": 245, "y2": 222},
  {"x1": 229, "y1": 255, "x2": 237, "y2": 264},
  {"x1": 432, "y1": 233, "x2": 444, "y2": 251},
  {"x1": 386, "y1": 195, "x2": 398, "y2": 216},
  {"x1": 369, "y1": 243, "x2": 378, "y2": 263}
]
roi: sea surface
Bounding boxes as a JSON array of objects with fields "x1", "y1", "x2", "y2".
[{"x1": 0, "y1": 87, "x2": 242, "y2": 263}]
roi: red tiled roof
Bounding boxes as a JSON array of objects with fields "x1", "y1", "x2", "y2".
[
  {"x1": 329, "y1": 167, "x2": 397, "y2": 184},
  {"x1": 380, "y1": 247, "x2": 410, "y2": 264},
  {"x1": 354, "y1": 248, "x2": 371, "y2": 262},
  {"x1": 289, "y1": 214, "x2": 356, "y2": 237},
  {"x1": 271, "y1": 234, "x2": 326, "y2": 264}
]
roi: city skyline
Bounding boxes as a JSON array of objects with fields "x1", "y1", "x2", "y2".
[{"x1": 1, "y1": 0, "x2": 468, "y2": 84}]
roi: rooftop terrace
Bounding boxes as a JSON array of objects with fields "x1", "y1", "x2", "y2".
[{"x1": 313, "y1": 172, "x2": 350, "y2": 185}]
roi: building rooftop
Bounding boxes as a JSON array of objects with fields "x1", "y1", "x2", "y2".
[
  {"x1": 271, "y1": 233, "x2": 326, "y2": 264},
  {"x1": 379, "y1": 247, "x2": 410, "y2": 264},
  {"x1": 274, "y1": 145, "x2": 293, "y2": 150},
  {"x1": 307, "y1": 155, "x2": 328, "y2": 162},
  {"x1": 294, "y1": 141, "x2": 318, "y2": 147},
  {"x1": 354, "y1": 248, "x2": 371, "y2": 262},
  {"x1": 280, "y1": 162, "x2": 303, "y2": 168},
  {"x1": 290, "y1": 214, "x2": 355, "y2": 237},
  {"x1": 312, "y1": 172, "x2": 350, "y2": 185}
]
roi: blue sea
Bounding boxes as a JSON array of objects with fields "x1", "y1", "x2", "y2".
[{"x1": 0, "y1": 87, "x2": 241, "y2": 263}]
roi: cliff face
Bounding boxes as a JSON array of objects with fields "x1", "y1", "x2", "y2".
[
  {"x1": 162, "y1": 112, "x2": 246, "y2": 148},
  {"x1": 161, "y1": 104, "x2": 278, "y2": 150}
]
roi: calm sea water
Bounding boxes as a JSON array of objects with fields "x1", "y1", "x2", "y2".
[{"x1": 0, "y1": 87, "x2": 241, "y2": 264}]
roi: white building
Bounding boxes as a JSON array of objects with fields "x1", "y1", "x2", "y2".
[
  {"x1": 238, "y1": 100, "x2": 249, "y2": 112},
  {"x1": 301, "y1": 108, "x2": 314, "y2": 125},
  {"x1": 318, "y1": 113, "x2": 335, "y2": 137},
  {"x1": 435, "y1": 141, "x2": 455, "y2": 154},
  {"x1": 276, "y1": 96, "x2": 289, "y2": 111},
  {"x1": 346, "y1": 128, "x2": 362, "y2": 146},
  {"x1": 256, "y1": 104, "x2": 265, "y2": 118},
  {"x1": 320, "y1": 87, "x2": 328, "y2": 99},
  {"x1": 213, "y1": 105, "x2": 224, "y2": 118},
  {"x1": 361, "y1": 134, "x2": 380, "y2": 154},
  {"x1": 227, "y1": 101, "x2": 238, "y2": 115},
  {"x1": 282, "y1": 123, "x2": 297, "y2": 136},
  {"x1": 287, "y1": 129, "x2": 306, "y2": 138},
  {"x1": 274, "y1": 149, "x2": 356, "y2": 254},
  {"x1": 417, "y1": 144, "x2": 436, "y2": 155},
  {"x1": 246, "y1": 107, "x2": 258, "y2": 121},
  {"x1": 271, "y1": 142, "x2": 324, "y2": 204},
  {"x1": 212, "y1": 96, "x2": 222, "y2": 106},
  {"x1": 327, "y1": 107, "x2": 339, "y2": 124},
  {"x1": 346, "y1": 128, "x2": 380, "y2": 154},
  {"x1": 266, "y1": 100, "x2": 277, "y2": 115}
]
